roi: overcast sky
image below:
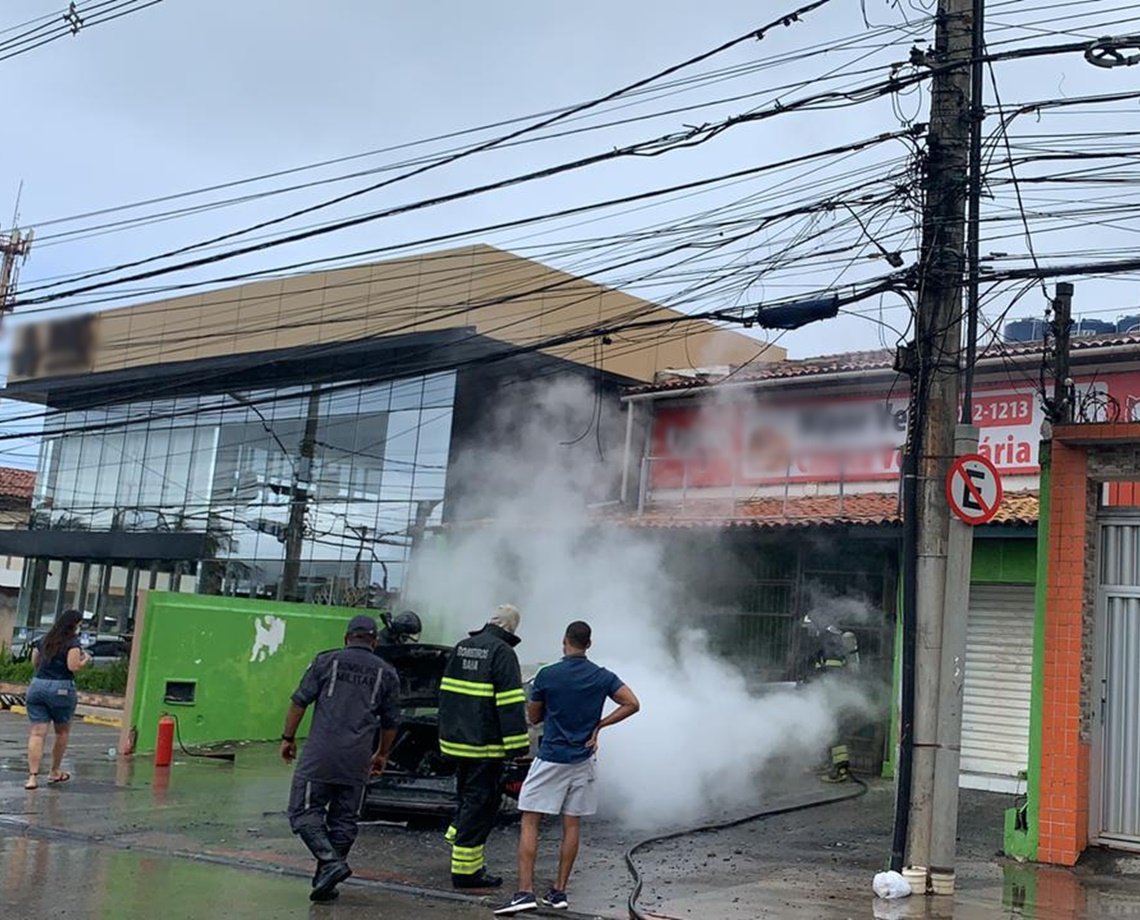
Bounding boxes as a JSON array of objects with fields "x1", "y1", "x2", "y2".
[{"x1": 1, "y1": 0, "x2": 1138, "y2": 465}]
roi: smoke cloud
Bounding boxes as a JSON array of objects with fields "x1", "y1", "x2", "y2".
[{"x1": 410, "y1": 378, "x2": 872, "y2": 828}]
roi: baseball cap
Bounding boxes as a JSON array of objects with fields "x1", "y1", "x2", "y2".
[{"x1": 346, "y1": 614, "x2": 379, "y2": 636}]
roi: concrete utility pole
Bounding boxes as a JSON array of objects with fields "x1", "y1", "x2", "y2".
[
  {"x1": 1050, "y1": 283, "x2": 1074, "y2": 425},
  {"x1": 903, "y1": 0, "x2": 977, "y2": 894}
]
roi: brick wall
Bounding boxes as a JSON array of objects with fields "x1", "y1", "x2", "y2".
[
  {"x1": 1038, "y1": 424, "x2": 1140, "y2": 865},
  {"x1": 1039, "y1": 438, "x2": 1090, "y2": 864}
]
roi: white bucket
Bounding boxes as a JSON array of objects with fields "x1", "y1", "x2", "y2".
[
  {"x1": 902, "y1": 865, "x2": 929, "y2": 895},
  {"x1": 929, "y1": 869, "x2": 955, "y2": 896}
]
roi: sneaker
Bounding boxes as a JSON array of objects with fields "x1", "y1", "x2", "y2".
[
  {"x1": 541, "y1": 888, "x2": 569, "y2": 909},
  {"x1": 493, "y1": 891, "x2": 538, "y2": 915}
]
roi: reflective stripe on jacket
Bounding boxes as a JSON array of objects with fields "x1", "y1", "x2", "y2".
[{"x1": 438, "y1": 624, "x2": 528, "y2": 759}]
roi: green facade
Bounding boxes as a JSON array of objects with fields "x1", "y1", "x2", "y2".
[
  {"x1": 1004, "y1": 457, "x2": 1049, "y2": 861},
  {"x1": 128, "y1": 593, "x2": 367, "y2": 753}
]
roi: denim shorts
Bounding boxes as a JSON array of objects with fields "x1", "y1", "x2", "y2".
[{"x1": 26, "y1": 678, "x2": 78, "y2": 725}]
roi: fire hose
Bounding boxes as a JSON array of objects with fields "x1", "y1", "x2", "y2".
[{"x1": 624, "y1": 774, "x2": 868, "y2": 920}]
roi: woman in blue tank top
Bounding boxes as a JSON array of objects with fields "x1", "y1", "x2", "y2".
[{"x1": 25, "y1": 609, "x2": 91, "y2": 789}]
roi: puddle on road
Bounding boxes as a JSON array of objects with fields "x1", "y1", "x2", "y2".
[
  {"x1": 869, "y1": 864, "x2": 1140, "y2": 920},
  {"x1": 0, "y1": 835, "x2": 486, "y2": 920}
]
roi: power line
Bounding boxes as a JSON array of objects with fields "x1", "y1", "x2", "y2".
[
  {"x1": 0, "y1": 0, "x2": 164, "y2": 64},
  {"x1": 15, "y1": 0, "x2": 837, "y2": 301}
]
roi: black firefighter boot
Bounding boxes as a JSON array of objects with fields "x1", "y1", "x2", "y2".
[
  {"x1": 297, "y1": 826, "x2": 352, "y2": 901},
  {"x1": 310, "y1": 840, "x2": 353, "y2": 903}
]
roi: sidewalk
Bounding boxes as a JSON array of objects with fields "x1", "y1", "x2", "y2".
[
  {"x1": 3, "y1": 714, "x2": 1140, "y2": 919},
  {"x1": 0, "y1": 680, "x2": 124, "y2": 728}
]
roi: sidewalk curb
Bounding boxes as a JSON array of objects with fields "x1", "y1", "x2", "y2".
[
  {"x1": 80, "y1": 714, "x2": 122, "y2": 728},
  {"x1": 0, "y1": 816, "x2": 608, "y2": 919},
  {"x1": 0, "y1": 704, "x2": 121, "y2": 728}
]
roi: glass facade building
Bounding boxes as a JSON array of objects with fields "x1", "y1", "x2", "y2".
[{"x1": 19, "y1": 371, "x2": 455, "y2": 628}]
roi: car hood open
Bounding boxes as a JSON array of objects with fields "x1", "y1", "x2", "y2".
[{"x1": 376, "y1": 643, "x2": 450, "y2": 708}]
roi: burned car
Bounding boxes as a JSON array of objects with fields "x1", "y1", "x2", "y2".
[{"x1": 362, "y1": 643, "x2": 532, "y2": 824}]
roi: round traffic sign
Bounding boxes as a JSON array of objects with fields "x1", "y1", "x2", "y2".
[{"x1": 945, "y1": 453, "x2": 1003, "y2": 526}]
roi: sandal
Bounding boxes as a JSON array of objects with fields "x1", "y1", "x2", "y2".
[
  {"x1": 48, "y1": 771, "x2": 71, "y2": 784},
  {"x1": 24, "y1": 773, "x2": 38, "y2": 790}
]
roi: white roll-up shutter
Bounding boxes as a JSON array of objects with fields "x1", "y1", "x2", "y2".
[{"x1": 959, "y1": 582, "x2": 1035, "y2": 792}]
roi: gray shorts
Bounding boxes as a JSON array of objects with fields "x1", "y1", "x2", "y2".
[{"x1": 517, "y1": 757, "x2": 597, "y2": 816}]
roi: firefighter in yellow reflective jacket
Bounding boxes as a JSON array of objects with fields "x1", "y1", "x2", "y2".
[
  {"x1": 438, "y1": 604, "x2": 529, "y2": 889},
  {"x1": 802, "y1": 612, "x2": 860, "y2": 783}
]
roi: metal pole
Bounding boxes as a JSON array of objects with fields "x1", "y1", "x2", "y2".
[
  {"x1": 620, "y1": 402, "x2": 636, "y2": 505},
  {"x1": 637, "y1": 457, "x2": 650, "y2": 514},
  {"x1": 1051, "y1": 283, "x2": 1074, "y2": 425},
  {"x1": 961, "y1": 0, "x2": 986, "y2": 424},
  {"x1": 890, "y1": 448, "x2": 920, "y2": 872}
]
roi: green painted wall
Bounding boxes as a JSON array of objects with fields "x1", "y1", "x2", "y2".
[
  {"x1": 971, "y1": 537, "x2": 1037, "y2": 584},
  {"x1": 1005, "y1": 455, "x2": 1049, "y2": 861},
  {"x1": 129, "y1": 593, "x2": 372, "y2": 753}
]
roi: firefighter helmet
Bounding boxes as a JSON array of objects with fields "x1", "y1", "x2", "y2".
[{"x1": 386, "y1": 609, "x2": 422, "y2": 643}]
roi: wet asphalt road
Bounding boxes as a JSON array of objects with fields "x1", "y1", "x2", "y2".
[
  {"x1": 0, "y1": 834, "x2": 494, "y2": 920},
  {"x1": 9, "y1": 713, "x2": 1140, "y2": 918}
]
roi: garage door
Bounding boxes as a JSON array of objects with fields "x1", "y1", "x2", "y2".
[{"x1": 960, "y1": 583, "x2": 1035, "y2": 792}]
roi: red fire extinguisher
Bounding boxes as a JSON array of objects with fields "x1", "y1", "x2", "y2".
[{"x1": 155, "y1": 714, "x2": 175, "y2": 768}]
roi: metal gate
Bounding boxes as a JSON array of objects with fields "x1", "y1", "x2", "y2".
[
  {"x1": 960, "y1": 583, "x2": 1035, "y2": 791},
  {"x1": 1093, "y1": 519, "x2": 1140, "y2": 846}
]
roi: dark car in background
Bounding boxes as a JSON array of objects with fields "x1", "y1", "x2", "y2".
[
  {"x1": 10, "y1": 615, "x2": 129, "y2": 668},
  {"x1": 362, "y1": 643, "x2": 531, "y2": 824},
  {"x1": 7, "y1": 626, "x2": 47, "y2": 662},
  {"x1": 81, "y1": 633, "x2": 130, "y2": 668}
]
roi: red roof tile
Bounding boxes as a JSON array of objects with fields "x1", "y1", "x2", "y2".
[
  {"x1": 610, "y1": 490, "x2": 1039, "y2": 530},
  {"x1": 634, "y1": 333, "x2": 1140, "y2": 394},
  {"x1": 0, "y1": 467, "x2": 35, "y2": 501}
]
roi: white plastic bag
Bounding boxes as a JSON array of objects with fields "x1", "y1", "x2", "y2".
[{"x1": 873, "y1": 870, "x2": 912, "y2": 900}]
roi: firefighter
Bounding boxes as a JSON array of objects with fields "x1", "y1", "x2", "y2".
[
  {"x1": 802, "y1": 612, "x2": 859, "y2": 783},
  {"x1": 378, "y1": 609, "x2": 422, "y2": 647},
  {"x1": 438, "y1": 604, "x2": 529, "y2": 889},
  {"x1": 281, "y1": 615, "x2": 401, "y2": 902}
]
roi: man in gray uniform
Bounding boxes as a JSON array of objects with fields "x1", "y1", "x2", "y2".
[{"x1": 281, "y1": 614, "x2": 400, "y2": 902}]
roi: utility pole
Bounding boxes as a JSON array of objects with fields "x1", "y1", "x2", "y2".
[
  {"x1": 961, "y1": 0, "x2": 985, "y2": 426},
  {"x1": 280, "y1": 388, "x2": 321, "y2": 601},
  {"x1": 0, "y1": 227, "x2": 33, "y2": 318},
  {"x1": 1050, "y1": 283, "x2": 1074, "y2": 425},
  {"x1": 897, "y1": 0, "x2": 977, "y2": 894}
]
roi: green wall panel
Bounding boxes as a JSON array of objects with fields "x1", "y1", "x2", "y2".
[
  {"x1": 129, "y1": 594, "x2": 371, "y2": 753},
  {"x1": 971, "y1": 537, "x2": 1037, "y2": 584}
]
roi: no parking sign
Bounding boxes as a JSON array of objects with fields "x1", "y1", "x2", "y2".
[{"x1": 945, "y1": 453, "x2": 1003, "y2": 526}]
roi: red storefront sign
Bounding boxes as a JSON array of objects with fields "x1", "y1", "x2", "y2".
[{"x1": 648, "y1": 371, "x2": 1140, "y2": 490}]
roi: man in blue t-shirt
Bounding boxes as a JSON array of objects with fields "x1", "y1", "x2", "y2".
[{"x1": 494, "y1": 621, "x2": 640, "y2": 915}]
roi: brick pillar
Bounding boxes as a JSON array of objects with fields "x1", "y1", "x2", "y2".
[{"x1": 1038, "y1": 439, "x2": 1090, "y2": 864}]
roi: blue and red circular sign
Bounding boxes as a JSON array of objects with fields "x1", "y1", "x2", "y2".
[{"x1": 945, "y1": 453, "x2": 1004, "y2": 526}]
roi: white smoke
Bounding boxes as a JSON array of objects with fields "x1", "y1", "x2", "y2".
[{"x1": 409, "y1": 379, "x2": 871, "y2": 828}]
